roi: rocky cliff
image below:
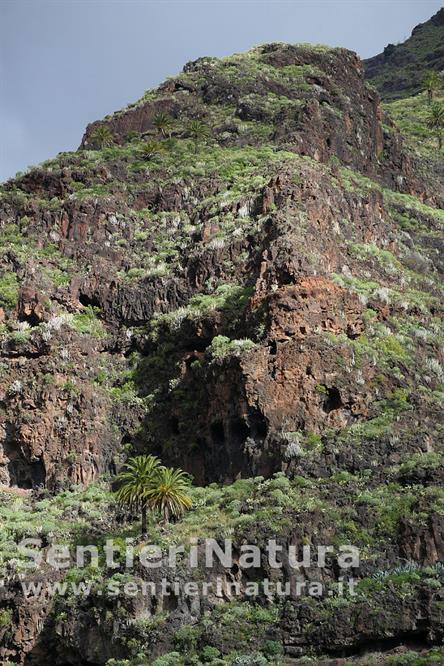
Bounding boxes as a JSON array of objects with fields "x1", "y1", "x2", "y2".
[{"x1": 0, "y1": 35, "x2": 443, "y2": 666}]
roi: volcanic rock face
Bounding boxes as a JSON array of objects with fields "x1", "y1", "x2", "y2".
[
  {"x1": 1, "y1": 42, "x2": 409, "y2": 491},
  {"x1": 0, "y1": 38, "x2": 443, "y2": 665}
]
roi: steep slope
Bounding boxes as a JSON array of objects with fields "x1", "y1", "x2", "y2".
[
  {"x1": 364, "y1": 7, "x2": 444, "y2": 99},
  {"x1": 0, "y1": 44, "x2": 441, "y2": 491},
  {"x1": 0, "y1": 41, "x2": 443, "y2": 666}
]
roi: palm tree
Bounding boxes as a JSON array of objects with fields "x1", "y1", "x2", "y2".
[
  {"x1": 146, "y1": 467, "x2": 192, "y2": 523},
  {"x1": 187, "y1": 120, "x2": 210, "y2": 152},
  {"x1": 153, "y1": 112, "x2": 173, "y2": 137},
  {"x1": 426, "y1": 103, "x2": 444, "y2": 150},
  {"x1": 90, "y1": 125, "x2": 114, "y2": 149},
  {"x1": 423, "y1": 71, "x2": 442, "y2": 105},
  {"x1": 140, "y1": 139, "x2": 164, "y2": 160},
  {"x1": 115, "y1": 455, "x2": 161, "y2": 535}
]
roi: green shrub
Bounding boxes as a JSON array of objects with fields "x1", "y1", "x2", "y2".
[
  {"x1": 0, "y1": 272, "x2": 19, "y2": 310},
  {"x1": 231, "y1": 655, "x2": 268, "y2": 666},
  {"x1": 151, "y1": 285, "x2": 253, "y2": 334},
  {"x1": 0, "y1": 607, "x2": 12, "y2": 628},
  {"x1": 261, "y1": 640, "x2": 283, "y2": 658},
  {"x1": 268, "y1": 473, "x2": 291, "y2": 492},
  {"x1": 174, "y1": 624, "x2": 201, "y2": 652},
  {"x1": 201, "y1": 646, "x2": 221, "y2": 662},
  {"x1": 71, "y1": 305, "x2": 105, "y2": 337},
  {"x1": 209, "y1": 335, "x2": 256, "y2": 359},
  {"x1": 152, "y1": 653, "x2": 183, "y2": 666}
]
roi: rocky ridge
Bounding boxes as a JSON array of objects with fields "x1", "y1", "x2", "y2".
[{"x1": 364, "y1": 7, "x2": 444, "y2": 99}]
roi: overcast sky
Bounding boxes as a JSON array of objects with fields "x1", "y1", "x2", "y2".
[{"x1": 1, "y1": 0, "x2": 442, "y2": 182}]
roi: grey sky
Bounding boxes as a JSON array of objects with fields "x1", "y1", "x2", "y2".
[{"x1": 1, "y1": 0, "x2": 442, "y2": 182}]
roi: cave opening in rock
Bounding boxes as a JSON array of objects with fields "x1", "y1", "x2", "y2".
[
  {"x1": 78, "y1": 292, "x2": 101, "y2": 308},
  {"x1": 319, "y1": 631, "x2": 430, "y2": 659},
  {"x1": 210, "y1": 421, "x2": 225, "y2": 446},
  {"x1": 323, "y1": 386, "x2": 343, "y2": 413},
  {"x1": 269, "y1": 340, "x2": 278, "y2": 355},
  {"x1": 170, "y1": 416, "x2": 180, "y2": 435},
  {"x1": 247, "y1": 407, "x2": 268, "y2": 440},
  {"x1": 8, "y1": 457, "x2": 46, "y2": 489},
  {"x1": 108, "y1": 458, "x2": 117, "y2": 476},
  {"x1": 229, "y1": 418, "x2": 250, "y2": 446},
  {"x1": 163, "y1": 592, "x2": 179, "y2": 611},
  {"x1": 19, "y1": 310, "x2": 42, "y2": 327}
]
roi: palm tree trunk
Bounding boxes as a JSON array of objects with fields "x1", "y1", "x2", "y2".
[{"x1": 141, "y1": 502, "x2": 147, "y2": 535}]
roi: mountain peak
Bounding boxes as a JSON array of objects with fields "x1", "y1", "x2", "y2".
[
  {"x1": 364, "y1": 7, "x2": 444, "y2": 99},
  {"x1": 80, "y1": 42, "x2": 383, "y2": 179}
]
